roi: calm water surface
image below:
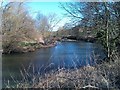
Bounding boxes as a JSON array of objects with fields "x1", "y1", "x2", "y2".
[{"x1": 2, "y1": 41, "x2": 106, "y2": 86}]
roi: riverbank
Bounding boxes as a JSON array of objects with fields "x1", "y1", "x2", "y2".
[
  {"x1": 2, "y1": 35, "x2": 98, "y2": 54},
  {"x1": 2, "y1": 40, "x2": 57, "y2": 54},
  {"x1": 78, "y1": 36, "x2": 97, "y2": 43},
  {"x1": 2, "y1": 41, "x2": 120, "y2": 89},
  {"x1": 61, "y1": 36, "x2": 97, "y2": 43},
  {"x1": 5, "y1": 54, "x2": 120, "y2": 89}
]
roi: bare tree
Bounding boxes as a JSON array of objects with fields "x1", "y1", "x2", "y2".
[
  {"x1": 60, "y1": 2, "x2": 120, "y2": 59},
  {"x1": 2, "y1": 2, "x2": 39, "y2": 53},
  {"x1": 36, "y1": 13, "x2": 61, "y2": 44}
]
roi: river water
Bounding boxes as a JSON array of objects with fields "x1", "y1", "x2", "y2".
[{"x1": 2, "y1": 41, "x2": 106, "y2": 87}]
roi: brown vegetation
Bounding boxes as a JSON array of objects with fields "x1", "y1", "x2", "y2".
[
  {"x1": 3, "y1": 52, "x2": 120, "y2": 89},
  {"x1": 1, "y1": 2, "x2": 60, "y2": 54}
]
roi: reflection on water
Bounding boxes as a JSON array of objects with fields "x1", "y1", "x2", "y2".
[{"x1": 2, "y1": 41, "x2": 106, "y2": 86}]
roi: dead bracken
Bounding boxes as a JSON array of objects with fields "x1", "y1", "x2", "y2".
[{"x1": 4, "y1": 53, "x2": 120, "y2": 89}]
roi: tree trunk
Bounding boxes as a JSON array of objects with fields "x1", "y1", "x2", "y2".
[{"x1": 104, "y1": 2, "x2": 110, "y2": 58}]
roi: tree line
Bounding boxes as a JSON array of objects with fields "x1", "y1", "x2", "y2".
[
  {"x1": 1, "y1": 2, "x2": 60, "y2": 53},
  {"x1": 60, "y1": 2, "x2": 120, "y2": 59},
  {"x1": 1, "y1": 2, "x2": 120, "y2": 56}
]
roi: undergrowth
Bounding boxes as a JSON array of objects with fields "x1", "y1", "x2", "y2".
[{"x1": 3, "y1": 52, "x2": 120, "y2": 90}]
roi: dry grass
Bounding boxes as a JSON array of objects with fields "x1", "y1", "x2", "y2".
[{"x1": 3, "y1": 52, "x2": 120, "y2": 90}]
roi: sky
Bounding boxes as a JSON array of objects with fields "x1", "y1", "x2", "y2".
[{"x1": 26, "y1": 2, "x2": 71, "y2": 31}]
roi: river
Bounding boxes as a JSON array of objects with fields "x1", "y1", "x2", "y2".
[{"x1": 2, "y1": 41, "x2": 106, "y2": 87}]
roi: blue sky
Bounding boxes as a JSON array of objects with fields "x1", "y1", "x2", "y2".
[
  {"x1": 26, "y1": 2, "x2": 71, "y2": 31},
  {"x1": 26, "y1": 2, "x2": 65, "y2": 18},
  {"x1": 1, "y1": 1, "x2": 71, "y2": 31}
]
